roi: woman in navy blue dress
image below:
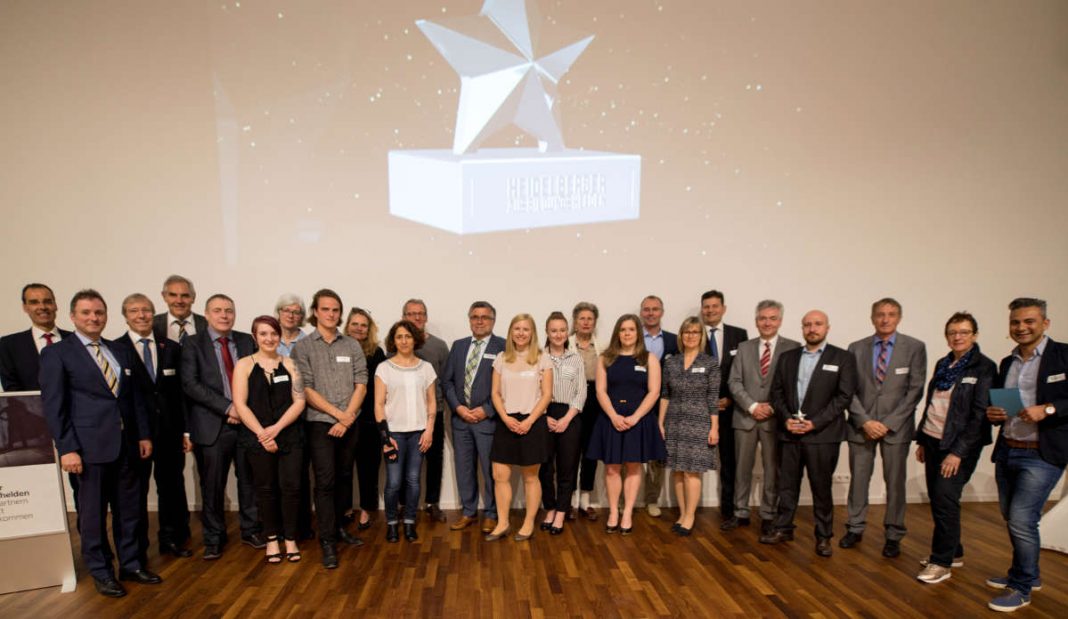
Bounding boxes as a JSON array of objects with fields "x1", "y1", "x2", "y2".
[{"x1": 587, "y1": 314, "x2": 665, "y2": 534}]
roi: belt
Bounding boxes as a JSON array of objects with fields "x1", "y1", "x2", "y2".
[{"x1": 1005, "y1": 438, "x2": 1040, "y2": 450}]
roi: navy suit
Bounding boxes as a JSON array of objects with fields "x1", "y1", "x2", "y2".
[
  {"x1": 181, "y1": 329, "x2": 259, "y2": 546},
  {"x1": 40, "y1": 334, "x2": 150, "y2": 581},
  {"x1": 0, "y1": 327, "x2": 73, "y2": 391},
  {"x1": 442, "y1": 334, "x2": 506, "y2": 517},
  {"x1": 113, "y1": 333, "x2": 191, "y2": 557},
  {"x1": 708, "y1": 323, "x2": 749, "y2": 518}
]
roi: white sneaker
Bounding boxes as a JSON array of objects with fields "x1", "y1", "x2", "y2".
[
  {"x1": 917, "y1": 564, "x2": 952, "y2": 584},
  {"x1": 920, "y1": 556, "x2": 963, "y2": 568},
  {"x1": 646, "y1": 504, "x2": 661, "y2": 518}
]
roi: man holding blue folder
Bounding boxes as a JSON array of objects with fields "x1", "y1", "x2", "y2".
[{"x1": 985, "y1": 297, "x2": 1068, "y2": 613}]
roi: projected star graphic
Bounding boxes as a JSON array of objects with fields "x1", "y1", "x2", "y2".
[{"x1": 416, "y1": 0, "x2": 594, "y2": 155}]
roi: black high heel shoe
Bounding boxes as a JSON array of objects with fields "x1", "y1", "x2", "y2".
[{"x1": 540, "y1": 521, "x2": 553, "y2": 531}]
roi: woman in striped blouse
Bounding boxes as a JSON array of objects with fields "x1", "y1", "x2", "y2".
[{"x1": 539, "y1": 312, "x2": 587, "y2": 535}]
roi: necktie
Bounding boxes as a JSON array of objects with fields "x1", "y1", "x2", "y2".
[
  {"x1": 707, "y1": 327, "x2": 719, "y2": 360},
  {"x1": 219, "y1": 336, "x2": 235, "y2": 386},
  {"x1": 90, "y1": 341, "x2": 119, "y2": 396},
  {"x1": 463, "y1": 339, "x2": 484, "y2": 404},
  {"x1": 760, "y1": 341, "x2": 771, "y2": 377},
  {"x1": 875, "y1": 340, "x2": 889, "y2": 384},
  {"x1": 141, "y1": 338, "x2": 156, "y2": 382},
  {"x1": 42, "y1": 332, "x2": 54, "y2": 346},
  {"x1": 176, "y1": 319, "x2": 189, "y2": 342}
]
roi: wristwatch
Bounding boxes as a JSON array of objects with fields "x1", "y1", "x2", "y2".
[{"x1": 1044, "y1": 404, "x2": 1056, "y2": 418}]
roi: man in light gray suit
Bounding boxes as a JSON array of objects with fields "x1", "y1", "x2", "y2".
[
  {"x1": 726, "y1": 300, "x2": 801, "y2": 535},
  {"x1": 840, "y1": 298, "x2": 927, "y2": 558}
]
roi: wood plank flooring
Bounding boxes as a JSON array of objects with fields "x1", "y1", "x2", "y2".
[{"x1": 2, "y1": 503, "x2": 1066, "y2": 617}]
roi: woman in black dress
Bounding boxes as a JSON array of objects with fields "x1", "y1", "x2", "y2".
[
  {"x1": 232, "y1": 315, "x2": 306, "y2": 563},
  {"x1": 345, "y1": 307, "x2": 387, "y2": 530}
]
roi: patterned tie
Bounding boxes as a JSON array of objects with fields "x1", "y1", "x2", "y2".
[
  {"x1": 141, "y1": 338, "x2": 156, "y2": 382},
  {"x1": 463, "y1": 339, "x2": 484, "y2": 404},
  {"x1": 707, "y1": 327, "x2": 719, "y2": 361},
  {"x1": 219, "y1": 336, "x2": 235, "y2": 386},
  {"x1": 90, "y1": 341, "x2": 119, "y2": 396},
  {"x1": 42, "y1": 332, "x2": 54, "y2": 346},
  {"x1": 875, "y1": 340, "x2": 889, "y2": 384},
  {"x1": 176, "y1": 319, "x2": 189, "y2": 342},
  {"x1": 760, "y1": 341, "x2": 771, "y2": 377}
]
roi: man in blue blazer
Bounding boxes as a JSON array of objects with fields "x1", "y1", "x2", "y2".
[
  {"x1": 40, "y1": 289, "x2": 159, "y2": 598},
  {"x1": 442, "y1": 301, "x2": 506, "y2": 533},
  {"x1": 639, "y1": 294, "x2": 678, "y2": 516}
]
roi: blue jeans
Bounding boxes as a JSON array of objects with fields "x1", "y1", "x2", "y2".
[
  {"x1": 995, "y1": 447, "x2": 1065, "y2": 595},
  {"x1": 385, "y1": 431, "x2": 424, "y2": 525}
]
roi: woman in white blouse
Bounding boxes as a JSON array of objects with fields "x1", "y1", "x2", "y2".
[
  {"x1": 486, "y1": 314, "x2": 554, "y2": 541},
  {"x1": 374, "y1": 320, "x2": 436, "y2": 543}
]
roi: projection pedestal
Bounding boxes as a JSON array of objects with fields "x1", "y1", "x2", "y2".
[{"x1": 388, "y1": 148, "x2": 641, "y2": 234}]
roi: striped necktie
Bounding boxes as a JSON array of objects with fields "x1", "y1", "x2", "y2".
[
  {"x1": 760, "y1": 341, "x2": 771, "y2": 377},
  {"x1": 177, "y1": 319, "x2": 189, "y2": 342},
  {"x1": 463, "y1": 339, "x2": 484, "y2": 404},
  {"x1": 90, "y1": 341, "x2": 119, "y2": 396},
  {"x1": 875, "y1": 340, "x2": 889, "y2": 384}
]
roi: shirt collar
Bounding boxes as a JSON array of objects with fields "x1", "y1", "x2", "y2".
[
  {"x1": 802, "y1": 344, "x2": 826, "y2": 356},
  {"x1": 129, "y1": 330, "x2": 155, "y2": 344},
  {"x1": 310, "y1": 328, "x2": 342, "y2": 342},
  {"x1": 1012, "y1": 335, "x2": 1049, "y2": 361},
  {"x1": 874, "y1": 332, "x2": 897, "y2": 347},
  {"x1": 31, "y1": 325, "x2": 59, "y2": 340},
  {"x1": 208, "y1": 326, "x2": 231, "y2": 342},
  {"x1": 643, "y1": 328, "x2": 663, "y2": 340},
  {"x1": 75, "y1": 331, "x2": 101, "y2": 346},
  {"x1": 761, "y1": 334, "x2": 779, "y2": 346},
  {"x1": 169, "y1": 312, "x2": 192, "y2": 326},
  {"x1": 472, "y1": 334, "x2": 491, "y2": 345}
]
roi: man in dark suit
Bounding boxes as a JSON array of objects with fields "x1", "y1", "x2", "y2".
[
  {"x1": 1, "y1": 283, "x2": 71, "y2": 391},
  {"x1": 442, "y1": 301, "x2": 506, "y2": 533},
  {"x1": 113, "y1": 293, "x2": 192, "y2": 560},
  {"x1": 40, "y1": 289, "x2": 161, "y2": 597},
  {"x1": 639, "y1": 294, "x2": 678, "y2": 517},
  {"x1": 760, "y1": 310, "x2": 857, "y2": 557},
  {"x1": 700, "y1": 290, "x2": 749, "y2": 523},
  {"x1": 152, "y1": 274, "x2": 207, "y2": 344},
  {"x1": 985, "y1": 298, "x2": 1068, "y2": 612},
  {"x1": 181, "y1": 293, "x2": 261, "y2": 560}
]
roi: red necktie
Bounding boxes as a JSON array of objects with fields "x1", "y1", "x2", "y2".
[
  {"x1": 760, "y1": 341, "x2": 771, "y2": 377},
  {"x1": 43, "y1": 332, "x2": 55, "y2": 346},
  {"x1": 219, "y1": 336, "x2": 235, "y2": 386}
]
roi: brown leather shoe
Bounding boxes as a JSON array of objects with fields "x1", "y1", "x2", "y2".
[
  {"x1": 583, "y1": 507, "x2": 599, "y2": 521},
  {"x1": 449, "y1": 515, "x2": 476, "y2": 531},
  {"x1": 481, "y1": 518, "x2": 498, "y2": 534}
]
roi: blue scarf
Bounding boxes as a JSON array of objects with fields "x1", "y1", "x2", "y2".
[{"x1": 932, "y1": 345, "x2": 977, "y2": 391}]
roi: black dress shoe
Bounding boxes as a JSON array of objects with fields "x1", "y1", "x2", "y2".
[
  {"x1": 242, "y1": 533, "x2": 267, "y2": 549},
  {"x1": 816, "y1": 538, "x2": 833, "y2": 557},
  {"x1": 759, "y1": 529, "x2": 794, "y2": 545},
  {"x1": 839, "y1": 531, "x2": 863, "y2": 549},
  {"x1": 337, "y1": 528, "x2": 365, "y2": 546},
  {"x1": 760, "y1": 519, "x2": 775, "y2": 536},
  {"x1": 720, "y1": 517, "x2": 740, "y2": 531},
  {"x1": 425, "y1": 504, "x2": 447, "y2": 523},
  {"x1": 93, "y1": 577, "x2": 127, "y2": 598},
  {"x1": 202, "y1": 545, "x2": 222, "y2": 561},
  {"x1": 404, "y1": 523, "x2": 418, "y2": 542},
  {"x1": 160, "y1": 541, "x2": 192, "y2": 558},
  {"x1": 119, "y1": 569, "x2": 163, "y2": 584},
  {"x1": 882, "y1": 539, "x2": 901, "y2": 558},
  {"x1": 321, "y1": 544, "x2": 339, "y2": 569},
  {"x1": 386, "y1": 524, "x2": 399, "y2": 543}
]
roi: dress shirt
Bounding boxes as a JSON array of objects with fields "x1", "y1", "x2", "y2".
[
  {"x1": 128, "y1": 330, "x2": 158, "y2": 375},
  {"x1": 643, "y1": 328, "x2": 665, "y2": 360},
  {"x1": 1004, "y1": 336, "x2": 1048, "y2": 442},
  {"x1": 747, "y1": 335, "x2": 780, "y2": 413},
  {"x1": 797, "y1": 345, "x2": 826, "y2": 407},
  {"x1": 166, "y1": 312, "x2": 198, "y2": 342},
  {"x1": 207, "y1": 327, "x2": 238, "y2": 401},
  {"x1": 871, "y1": 333, "x2": 897, "y2": 377},
  {"x1": 32, "y1": 325, "x2": 63, "y2": 354},
  {"x1": 547, "y1": 347, "x2": 587, "y2": 410},
  {"x1": 292, "y1": 330, "x2": 368, "y2": 425},
  {"x1": 75, "y1": 331, "x2": 122, "y2": 387},
  {"x1": 277, "y1": 329, "x2": 308, "y2": 357}
]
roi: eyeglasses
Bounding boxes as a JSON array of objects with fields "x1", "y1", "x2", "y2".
[
  {"x1": 946, "y1": 330, "x2": 974, "y2": 337},
  {"x1": 469, "y1": 315, "x2": 494, "y2": 321},
  {"x1": 279, "y1": 308, "x2": 303, "y2": 316}
]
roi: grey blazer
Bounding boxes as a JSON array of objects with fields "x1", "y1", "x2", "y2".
[
  {"x1": 729, "y1": 335, "x2": 801, "y2": 431},
  {"x1": 846, "y1": 332, "x2": 927, "y2": 444}
]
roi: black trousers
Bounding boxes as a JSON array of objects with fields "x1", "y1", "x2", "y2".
[
  {"x1": 78, "y1": 440, "x2": 142, "y2": 581},
  {"x1": 423, "y1": 405, "x2": 446, "y2": 504},
  {"x1": 920, "y1": 433, "x2": 978, "y2": 567},
  {"x1": 193, "y1": 424, "x2": 260, "y2": 547},
  {"x1": 577, "y1": 382, "x2": 602, "y2": 494},
  {"x1": 246, "y1": 444, "x2": 304, "y2": 540},
  {"x1": 540, "y1": 403, "x2": 583, "y2": 511},
  {"x1": 774, "y1": 440, "x2": 840, "y2": 540},
  {"x1": 136, "y1": 430, "x2": 191, "y2": 563},
  {"x1": 307, "y1": 421, "x2": 359, "y2": 545},
  {"x1": 718, "y1": 408, "x2": 736, "y2": 518},
  {"x1": 355, "y1": 418, "x2": 382, "y2": 512},
  {"x1": 297, "y1": 446, "x2": 314, "y2": 536}
]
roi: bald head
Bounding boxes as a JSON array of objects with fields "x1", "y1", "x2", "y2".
[{"x1": 801, "y1": 310, "x2": 830, "y2": 349}]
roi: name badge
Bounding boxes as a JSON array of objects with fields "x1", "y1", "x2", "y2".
[
  {"x1": 729, "y1": 349, "x2": 738, "y2": 357},
  {"x1": 1048, "y1": 373, "x2": 1066, "y2": 384},
  {"x1": 635, "y1": 365, "x2": 647, "y2": 373},
  {"x1": 691, "y1": 367, "x2": 706, "y2": 374},
  {"x1": 163, "y1": 368, "x2": 176, "y2": 376},
  {"x1": 483, "y1": 353, "x2": 497, "y2": 360},
  {"x1": 336, "y1": 356, "x2": 351, "y2": 363},
  {"x1": 273, "y1": 374, "x2": 290, "y2": 384},
  {"x1": 519, "y1": 370, "x2": 536, "y2": 377},
  {"x1": 895, "y1": 367, "x2": 909, "y2": 375},
  {"x1": 961, "y1": 377, "x2": 978, "y2": 385},
  {"x1": 822, "y1": 364, "x2": 839, "y2": 372},
  {"x1": 124, "y1": 368, "x2": 132, "y2": 376}
]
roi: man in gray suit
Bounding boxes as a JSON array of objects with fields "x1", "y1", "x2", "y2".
[
  {"x1": 726, "y1": 300, "x2": 801, "y2": 535},
  {"x1": 840, "y1": 298, "x2": 927, "y2": 557}
]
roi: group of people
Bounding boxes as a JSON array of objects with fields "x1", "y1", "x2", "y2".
[{"x1": 1, "y1": 278, "x2": 1064, "y2": 614}]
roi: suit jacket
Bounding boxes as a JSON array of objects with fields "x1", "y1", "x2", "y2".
[
  {"x1": 180, "y1": 329, "x2": 255, "y2": 445},
  {"x1": 661, "y1": 330, "x2": 679, "y2": 359},
  {"x1": 991, "y1": 338, "x2": 1068, "y2": 468},
  {"x1": 846, "y1": 332, "x2": 927, "y2": 444},
  {"x1": 442, "y1": 334, "x2": 506, "y2": 433},
  {"x1": 708, "y1": 323, "x2": 749, "y2": 406},
  {"x1": 40, "y1": 334, "x2": 150, "y2": 463},
  {"x1": 153, "y1": 312, "x2": 208, "y2": 343},
  {"x1": 770, "y1": 344, "x2": 858, "y2": 444},
  {"x1": 729, "y1": 335, "x2": 802, "y2": 431},
  {"x1": 0, "y1": 328, "x2": 73, "y2": 391},
  {"x1": 915, "y1": 346, "x2": 996, "y2": 458},
  {"x1": 112, "y1": 333, "x2": 186, "y2": 437}
]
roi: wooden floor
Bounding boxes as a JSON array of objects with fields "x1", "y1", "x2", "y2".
[{"x1": 2, "y1": 503, "x2": 1067, "y2": 618}]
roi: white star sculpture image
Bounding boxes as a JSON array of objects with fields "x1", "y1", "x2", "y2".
[{"x1": 417, "y1": 0, "x2": 594, "y2": 154}]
